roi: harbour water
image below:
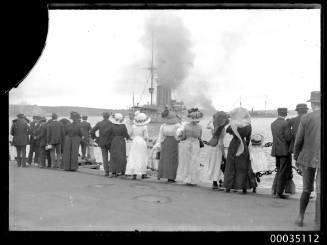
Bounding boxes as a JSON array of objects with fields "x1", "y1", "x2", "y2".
[{"x1": 8, "y1": 116, "x2": 304, "y2": 196}]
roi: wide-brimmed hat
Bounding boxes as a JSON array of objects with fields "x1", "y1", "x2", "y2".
[
  {"x1": 295, "y1": 103, "x2": 308, "y2": 112},
  {"x1": 110, "y1": 113, "x2": 126, "y2": 125},
  {"x1": 211, "y1": 111, "x2": 229, "y2": 136},
  {"x1": 133, "y1": 112, "x2": 151, "y2": 126},
  {"x1": 165, "y1": 111, "x2": 180, "y2": 124},
  {"x1": 307, "y1": 91, "x2": 321, "y2": 103},
  {"x1": 277, "y1": 108, "x2": 288, "y2": 117},
  {"x1": 251, "y1": 134, "x2": 264, "y2": 146},
  {"x1": 187, "y1": 108, "x2": 203, "y2": 122}
]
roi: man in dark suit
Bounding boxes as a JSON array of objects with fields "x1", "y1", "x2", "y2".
[
  {"x1": 294, "y1": 91, "x2": 321, "y2": 228},
  {"x1": 90, "y1": 112, "x2": 113, "y2": 176},
  {"x1": 27, "y1": 115, "x2": 40, "y2": 166},
  {"x1": 35, "y1": 117, "x2": 48, "y2": 168},
  {"x1": 47, "y1": 113, "x2": 65, "y2": 168},
  {"x1": 271, "y1": 108, "x2": 293, "y2": 199},
  {"x1": 80, "y1": 115, "x2": 92, "y2": 159},
  {"x1": 10, "y1": 114, "x2": 30, "y2": 167},
  {"x1": 288, "y1": 103, "x2": 309, "y2": 154}
]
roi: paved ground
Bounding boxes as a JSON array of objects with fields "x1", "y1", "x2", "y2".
[{"x1": 9, "y1": 161, "x2": 318, "y2": 231}]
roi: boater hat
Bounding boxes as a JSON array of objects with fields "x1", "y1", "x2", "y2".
[
  {"x1": 295, "y1": 103, "x2": 308, "y2": 111},
  {"x1": 307, "y1": 91, "x2": 321, "y2": 103},
  {"x1": 251, "y1": 134, "x2": 264, "y2": 146},
  {"x1": 133, "y1": 112, "x2": 151, "y2": 126},
  {"x1": 110, "y1": 113, "x2": 126, "y2": 125}
]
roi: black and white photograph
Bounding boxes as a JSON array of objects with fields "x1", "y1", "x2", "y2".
[{"x1": 8, "y1": 5, "x2": 321, "y2": 232}]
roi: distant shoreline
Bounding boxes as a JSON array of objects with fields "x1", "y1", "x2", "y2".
[{"x1": 9, "y1": 104, "x2": 296, "y2": 118}]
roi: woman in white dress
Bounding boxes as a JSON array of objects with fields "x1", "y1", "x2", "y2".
[
  {"x1": 205, "y1": 111, "x2": 229, "y2": 190},
  {"x1": 125, "y1": 112, "x2": 151, "y2": 179},
  {"x1": 176, "y1": 108, "x2": 203, "y2": 186}
]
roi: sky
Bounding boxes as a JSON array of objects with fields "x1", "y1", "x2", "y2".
[{"x1": 9, "y1": 9, "x2": 320, "y2": 112}]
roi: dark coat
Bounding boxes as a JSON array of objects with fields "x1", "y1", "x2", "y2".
[
  {"x1": 80, "y1": 121, "x2": 92, "y2": 140},
  {"x1": 10, "y1": 118, "x2": 30, "y2": 146},
  {"x1": 28, "y1": 120, "x2": 38, "y2": 144},
  {"x1": 288, "y1": 115, "x2": 304, "y2": 153},
  {"x1": 294, "y1": 110, "x2": 320, "y2": 169},
  {"x1": 47, "y1": 120, "x2": 65, "y2": 145},
  {"x1": 36, "y1": 123, "x2": 48, "y2": 147},
  {"x1": 90, "y1": 119, "x2": 113, "y2": 147},
  {"x1": 271, "y1": 117, "x2": 292, "y2": 157}
]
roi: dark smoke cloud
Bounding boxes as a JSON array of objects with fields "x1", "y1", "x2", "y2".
[{"x1": 142, "y1": 13, "x2": 194, "y2": 90}]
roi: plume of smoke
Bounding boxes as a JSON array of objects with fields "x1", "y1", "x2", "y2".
[
  {"x1": 142, "y1": 13, "x2": 194, "y2": 90},
  {"x1": 175, "y1": 80, "x2": 217, "y2": 116}
]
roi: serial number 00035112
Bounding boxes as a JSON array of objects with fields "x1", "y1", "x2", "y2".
[{"x1": 270, "y1": 234, "x2": 320, "y2": 243}]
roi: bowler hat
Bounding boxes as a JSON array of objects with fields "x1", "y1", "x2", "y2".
[
  {"x1": 307, "y1": 91, "x2": 320, "y2": 103},
  {"x1": 295, "y1": 103, "x2": 308, "y2": 111},
  {"x1": 277, "y1": 108, "x2": 288, "y2": 116}
]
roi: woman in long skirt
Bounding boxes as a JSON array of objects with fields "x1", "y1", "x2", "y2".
[
  {"x1": 107, "y1": 113, "x2": 130, "y2": 177},
  {"x1": 62, "y1": 112, "x2": 84, "y2": 171},
  {"x1": 154, "y1": 111, "x2": 181, "y2": 182},
  {"x1": 125, "y1": 112, "x2": 151, "y2": 179},
  {"x1": 176, "y1": 108, "x2": 203, "y2": 186},
  {"x1": 206, "y1": 111, "x2": 229, "y2": 190},
  {"x1": 223, "y1": 107, "x2": 257, "y2": 194}
]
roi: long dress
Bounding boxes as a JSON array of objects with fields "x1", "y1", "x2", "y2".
[
  {"x1": 249, "y1": 144, "x2": 268, "y2": 173},
  {"x1": 223, "y1": 125, "x2": 257, "y2": 190},
  {"x1": 156, "y1": 123, "x2": 181, "y2": 180},
  {"x1": 176, "y1": 123, "x2": 202, "y2": 185},
  {"x1": 62, "y1": 121, "x2": 84, "y2": 171},
  {"x1": 125, "y1": 125, "x2": 149, "y2": 175},
  {"x1": 206, "y1": 124, "x2": 226, "y2": 182},
  {"x1": 108, "y1": 124, "x2": 130, "y2": 174}
]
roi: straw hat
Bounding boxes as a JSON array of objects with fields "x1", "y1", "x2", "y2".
[
  {"x1": 110, "y1": 113, "x2": 126, "y2": 125},
  {"x1": 187, "y1": 108, "x2": 203, "y2": 123},
  {"x1": 251, "y1": 134, "x2": 264, "y2": 146},
  {"x1": 165, "y1": 111, "x2": 180, "y2": 124},
  {"x1": 133, "y1": 112, "x2": 151, "y2": 126}
]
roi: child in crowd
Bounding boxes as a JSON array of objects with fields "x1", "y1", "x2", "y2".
[{"x1": 249, "y1": 134, "x2": 268, "y2": 192}]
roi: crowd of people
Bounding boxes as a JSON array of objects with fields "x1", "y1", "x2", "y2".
[{"x1": 10, "y1": 91, "x2": 320, "y2": 228}]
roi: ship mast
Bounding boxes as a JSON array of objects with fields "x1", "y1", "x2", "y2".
[{"x1": 148, "y1": 32, "x2": 155, "y2": 106}]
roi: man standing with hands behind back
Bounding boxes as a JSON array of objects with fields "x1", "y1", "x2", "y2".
[
  {"x1": 271, "y1": 107, "x2": 293, "y2": 199},
  {"x1": 294, "y1": 91, "x2": 321, "y2": 228},
  {"x1": 90, "y1": 112, "x2": 113, "y2": 176}
]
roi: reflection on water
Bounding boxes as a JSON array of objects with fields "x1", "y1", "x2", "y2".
[{"x1": 9, "y1": 116, "x2": 303, "y2": 195}]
